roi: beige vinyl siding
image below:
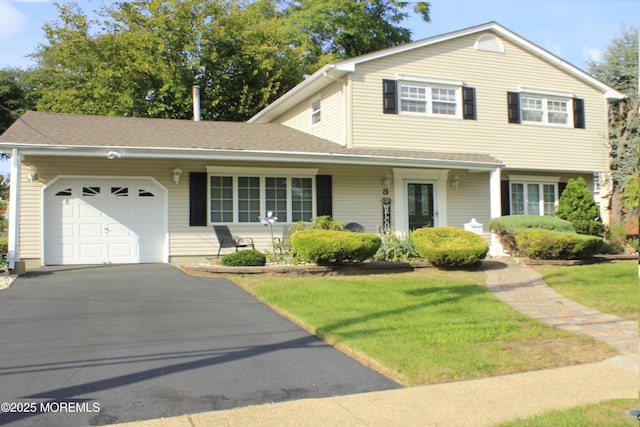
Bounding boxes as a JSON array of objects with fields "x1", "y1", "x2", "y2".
[
  {"x1": 277, "y1": 81, "x2": 347, "y2": 145},
  {"x1": 18, "y1": 157, "x2": 400, "y2": 262},
  {"x1": 350, "y1": 31, "x2": 609, "y2": 172},
  {"x1": 447, "y1": 170, "x2": 491, "y2": 227}
]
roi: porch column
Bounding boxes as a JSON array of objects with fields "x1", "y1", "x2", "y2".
[
  {"x1": 7, "y1": 148, "x2": 20, "y2": 270},
  {"x1": 489, "y1": 167, "x2": 503, "y2": 257}
]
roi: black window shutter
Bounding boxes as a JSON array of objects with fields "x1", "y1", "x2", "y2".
[
  {"x1": 462, "y1": 87, "x2": 476, "y2": 120},
  {"x1": 573, "y1": 98, "x2": 585, "y2": 129},
  {"x1": 558, "y1": 182, "x2": 568, "y2": 198},
  {"x1": 316, "y1": 175, "x2": 333, "y2": 217},
  {"x1": 189, "y1": 172, "x2": 207, "y2": 226},
  {"x1": 501, "y1": 180, "x2": 511, "y2": 216},
  {"x1": 507, "y1": 92, "x2": 521, "y2": 124},
  {"x1": 382, "y1": 79, "x2": 397, "y2": 114}
]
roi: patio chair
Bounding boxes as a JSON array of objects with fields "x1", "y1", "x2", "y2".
[
  {"x1": 213, "y1": 225, "x2": 255, "y2": 258},
  {"x1": 344, "y1": 222, "x2": 365, "y2": 232}
]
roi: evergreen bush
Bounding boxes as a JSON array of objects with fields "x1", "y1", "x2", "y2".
[
  {"x1": 515, "y1": 229, "x2": 603, "y2": 259},
  {"x1": 221, "y1": 250, "x2": 266, "y2": 267},
  {"x1": 413, "y1": 227, "x2": 488, "y2": 268},
  {"x1": 290, "y1": 230, "x2": 381, "y2": 265},
  {"x1": 489, "y1": 215, "x2": 575, "y2": 253},
  {"x1": 555, "y1": 177, "x2": 604, "y2": 236}
]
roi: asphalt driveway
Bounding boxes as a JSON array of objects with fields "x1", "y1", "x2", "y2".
[{"x1": 0, "y1": 264, "x2": 399, "y2": 426}]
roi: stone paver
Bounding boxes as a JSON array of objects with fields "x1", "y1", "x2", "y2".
[{"x1": 483, "y1": 259, "x2": 638, "y2": 355}]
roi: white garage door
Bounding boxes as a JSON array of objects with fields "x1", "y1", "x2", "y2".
[{"x1": 44, "y1": 177, "x2": 167, "y2": 265}]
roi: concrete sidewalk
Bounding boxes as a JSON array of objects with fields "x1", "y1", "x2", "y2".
[
  {"x1": 107, "y1": 355, "x2": 637, "y2": 427},
  {"x1": 108, "y1": 259, "x2": 639, "y2": 426}
]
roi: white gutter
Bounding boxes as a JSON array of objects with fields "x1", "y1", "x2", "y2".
[
  {"x1": 3, "y1": 144, "x2": 504, "y2": 171},
  {"x1": 7, "y1": 148, "x2": 20, "y2": 270}
]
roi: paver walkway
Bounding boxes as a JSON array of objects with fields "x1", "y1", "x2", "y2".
[{"x1": 483, "y1": 258, "x2": 638, "y2": 355}]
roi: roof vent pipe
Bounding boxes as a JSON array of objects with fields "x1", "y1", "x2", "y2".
[{"x1": 192, "y1": 85, "x2": 201, "y2": 122}]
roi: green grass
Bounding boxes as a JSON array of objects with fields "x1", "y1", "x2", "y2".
[
  {"x1": 497, "y1": 399, "x2": 640, "y2": 426},
  {"x1": 232, "y1": 270, "x2": 614, "y2": 386},
  {"x1": 532, "y1": 261, "x2": 638, "y2": 321}
]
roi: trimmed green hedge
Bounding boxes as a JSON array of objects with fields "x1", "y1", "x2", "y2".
[
  {"x1": 413, "y1": 227, "x2": 488, "y2": 268},
  {"x1": 515, "y1": 229, "x2": 603, "y2": 259},
  {"x1": 489, "y1": 215, "x2": 576, "y2": 254},
  {"x1": 290, "y1": 230, "x2": 381, "y2": 265},
  {"x1": 222, "y1": 250, "x2": 266, "y2": 267}
]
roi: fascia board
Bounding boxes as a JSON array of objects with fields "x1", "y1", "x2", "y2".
[{"x1": 6, "y1": 145, "x2": 503, "y2": 171}]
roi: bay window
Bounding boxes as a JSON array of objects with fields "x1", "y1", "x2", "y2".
[{"x1": 207, "y1": 167, "x2": 317, "y2": 223}]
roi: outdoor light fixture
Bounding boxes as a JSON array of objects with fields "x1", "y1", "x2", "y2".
[
  {"x1": 173, "y1": 168, "x2": 182, "y2": 185},
  {"x1": 382, "y1": 172, "x2": 393, "y2": 188},
  {"x1": 27, "y1": 166, "x2": 38, "y2": 183},
  {"x1": 449, "y1": 174, "x2": 461, "y2": 189}
]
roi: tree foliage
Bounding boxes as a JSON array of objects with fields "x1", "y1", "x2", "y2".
[
  {"x1": 587, "y1": 25, "x2": 639, "y2": 217},
  {"x1": 555, "y1": 177, "x2": 604, "y2": 236},
  {"x1": 22, "y1": 0, "x2": 429, "y2": 121}
]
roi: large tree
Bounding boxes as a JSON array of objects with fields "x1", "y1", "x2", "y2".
[
  {"x1": 587, "y1": 25, "x2": 638, "y2": 221},
  {"x1": 29, "y1": 0, "x2": 430, "y2": 121}
]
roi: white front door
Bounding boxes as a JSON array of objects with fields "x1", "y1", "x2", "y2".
[{"x1": 44, "y1": 177, "x2": 167, "y2": 265}]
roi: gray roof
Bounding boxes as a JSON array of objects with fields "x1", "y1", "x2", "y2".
[{"x1": 0, "y1": 111, "x2": 502, "y2": 167}]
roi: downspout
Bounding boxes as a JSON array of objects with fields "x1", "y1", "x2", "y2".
[{"x1": 7, "y1": 148, "x2": 20, "y2": 270}]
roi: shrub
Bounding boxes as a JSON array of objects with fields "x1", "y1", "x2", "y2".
[
  {"x1": 413, "y1": 227, "x2": 488, "y2": 268},
  {"x1": 489, "y1": 215, "x2": 575, "y2": 254},
  {"x1": 515, "y1": 229, "x2": 603, "y2": 259},
  {"x1": 221, "y1": 250, "x2": 266, "y2": 267},
  {"x1": 555, "y1": 177, "x2": 604, "y2": 236},
  {"x1": 373, "y1": 231, "x2": 419, "y2": 262},
  {"x1": 289, "y1": 215, "x2": 344, "y2": 232},
  {"x1": 290, "y1": 230, "x2": 381, "y2": 265}
]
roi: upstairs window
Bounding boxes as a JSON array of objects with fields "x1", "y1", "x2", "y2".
[
  {"x1": 508, "y1": 91, "x2": 585, "y2": 128},
  {"x1": 310, "y1": 98, "x2": 321, "y2": 126},
  {"x1": 521, "y1": 95, "x2": 569, "y2": 126},
  {"x1": 384, "y1": 79, "x2": 475, "y2": 120},
  {"x1": 399, "y1": 82, "x2": 460, "y2": 117}
]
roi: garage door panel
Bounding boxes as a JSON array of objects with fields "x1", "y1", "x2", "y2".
[
  {"x1": 79, "y1": 223, "x2": 105, "y2": 239},
  {"x1": 44, "y1": 178, "x2": 166, "y2": 265}
]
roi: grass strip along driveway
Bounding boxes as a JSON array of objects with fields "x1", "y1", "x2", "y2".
[{"x1": 231, "y1": 268, "x2": 615, "y2": 386}]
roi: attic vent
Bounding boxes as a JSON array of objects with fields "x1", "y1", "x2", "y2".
[{"x1": 475, "y1": 35, "x2": 504, "y2": 53}]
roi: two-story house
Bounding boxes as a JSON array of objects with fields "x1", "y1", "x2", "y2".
[{"x1": 0, "y1": 22, "x2": 624, "y2": 269}]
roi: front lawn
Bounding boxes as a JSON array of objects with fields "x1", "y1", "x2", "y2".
[
  {"x1": 532, "y1": 260, "x2": 638, "y2": 321},
  {"x1": 497, "y1": 399, "x2": 640, "y2": 426},
  {"x1": 231, "y1": 269, "x2": 614, "y2": 386}
]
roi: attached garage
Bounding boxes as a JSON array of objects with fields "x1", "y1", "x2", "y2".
[{"x1": 43, "y1": 177, "x2": 168, "y2": 265}]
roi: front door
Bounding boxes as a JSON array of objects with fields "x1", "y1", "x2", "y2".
[{"x1": 407, "y1": 183, "x2": 434, "y2": 230}]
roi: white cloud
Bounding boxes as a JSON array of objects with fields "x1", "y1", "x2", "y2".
[{"x1": 0, "y1": 2, "x2": 28, "y2": 38}]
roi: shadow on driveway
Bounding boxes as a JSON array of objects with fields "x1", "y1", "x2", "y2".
[{"x1": 0, "y1": 264, "x2": 399, "y2": 426}]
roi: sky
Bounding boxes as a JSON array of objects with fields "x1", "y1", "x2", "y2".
[{"x1": 0, "y1": 0, "x2": 638, "y2": 71}]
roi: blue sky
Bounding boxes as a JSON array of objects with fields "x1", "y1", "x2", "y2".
[{"x1": 0, "y1": 0, "x2": 638, "y2": 72}]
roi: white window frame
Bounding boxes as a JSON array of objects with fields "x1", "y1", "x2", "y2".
[
  {"x1": 398, "y1": 80, "x2": 462, "y2": 119},
  {"x1": 310, "y1": 97, "x2": 321, "y2": 126},
  {"x1": 519, "y1": 89, "x2": 573, "y2": 127},
  {"x1": 206, "y1": 166, "x2": 318, "y2": 224},
  {"x1": 509, "y1": 175, "x2": 560, "y2": 216}
]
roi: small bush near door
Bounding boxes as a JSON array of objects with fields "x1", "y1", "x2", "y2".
[
  {"x1": 222, "y1": 250, "x2": 266, "y2": 267},
  {"x1": 290, "y1": 230, "x2": 381, "y2": 265},
  {"x1": 413, "y1": 227, "x2": 488, "y2": 268}
]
